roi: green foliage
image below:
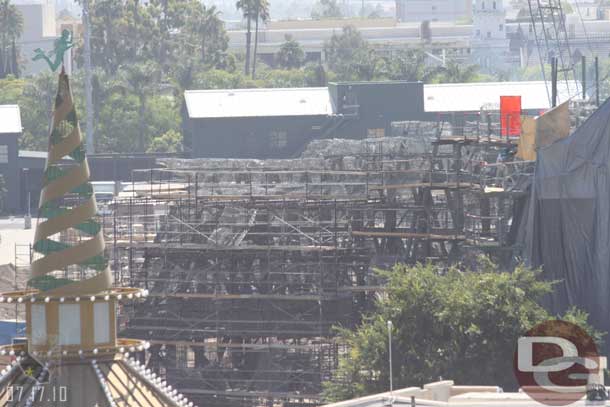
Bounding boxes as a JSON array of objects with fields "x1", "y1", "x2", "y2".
[
  {"x1": 18, "y1": 72, "x2": 57, "y2": 150},
  {"x1": 277, "y1": 35, "x2": 306, "y2": 69},
  {"x1": 0, "y1": 75, "x2": 24, "y2": 104},
  {"x1": 311, "y1": 0, "x2": 343, "y2": 19},
  {"x1": 0, "y1": 0, "x2": 23, "y2": 78},
  {"x1": 147, "y1": 129, "x2": 182, "y2": 153},
  {"x1": 432, "y1": 60, "x2": 483, "y2": 83},
  {"x1": 322, "y1": 259, "x2": 605, "y2": 402},
  {"x1": 324, "y1": 26, "x2": 481, "y2": 83},
  {"x1": 95, "y1": 93, "x2": 178, "y2": 153},
  {"x1": 324, "y1": 26, "x2": 370, "y2": 79},
  {"x1": 377, "y1": 49, "x2": 432, "y2": 82},
  {"x1": 0, "y1": 175, "x2": 7, "y2": 215},
  {"x1": 235, "y1": 0, "x2": 270, "y2": 78},
  {"x1": 78, "y1": 0, "x2": 229, "y2": 74}
]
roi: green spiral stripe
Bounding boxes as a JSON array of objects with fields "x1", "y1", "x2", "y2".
[{"x1": 30, "y1": 72, "x2": 111, "y2": 295}]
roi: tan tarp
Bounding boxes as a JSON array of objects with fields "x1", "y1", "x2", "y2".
[
  {"x1": 518, "y1": 117, "x2": 537, "y2": 161},
  {"x1": 517, "y1": 101, "x2": 570, "y2": 161}
]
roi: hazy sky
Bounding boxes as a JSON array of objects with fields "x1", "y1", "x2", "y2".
[{"x1": 54, "y1": 0, "x2": 395, "y2": 21}]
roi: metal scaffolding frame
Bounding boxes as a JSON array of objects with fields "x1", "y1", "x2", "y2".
[{"x1": 100, "y1": 121, "x2": 534, "y2": 407}]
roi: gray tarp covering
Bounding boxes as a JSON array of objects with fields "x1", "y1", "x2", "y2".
[{"x1": 525, "y1": 99, "x2": 610, "y2": 347}]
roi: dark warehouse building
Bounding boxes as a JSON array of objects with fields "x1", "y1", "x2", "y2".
[
  {"x1": 183, "y1": 80, "x2": 571, "y2": 159},
  {"x1": 184, "y1": 81, "x2": 428, "y2": 158}
]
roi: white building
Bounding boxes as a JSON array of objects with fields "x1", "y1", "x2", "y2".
[
  {"x1": 471, "y1": 0, "x2": 511, "y2": 71},
  {"x1": 323, "y1": 379, "x2": 608, "y2": 407},
  {"x1": 395, "y1": 0, "x2": 472, "y2": 22},
  {"x1": 13, "y1": 0, "x2": 59, "y2": 76},
  {"x1": 567, "y1": 0, "x2": 601, "y2": 20}
]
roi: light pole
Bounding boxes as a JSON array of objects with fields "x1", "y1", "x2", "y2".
[{"x1": 388, "y1": 320, "x2": 393, "y2": 396}]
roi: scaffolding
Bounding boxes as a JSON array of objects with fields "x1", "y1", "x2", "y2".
[{"x1": 98, "y1": 123, "x2": 535, "y2": 407}]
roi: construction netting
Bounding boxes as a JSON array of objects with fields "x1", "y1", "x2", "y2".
[{"x1": 524, "y1": 98, "x2": 610, "y2": 351}]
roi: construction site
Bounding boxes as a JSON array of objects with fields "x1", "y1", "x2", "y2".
[{"x1": 94, "y1": 111, "x2": 561, "y2": 407}]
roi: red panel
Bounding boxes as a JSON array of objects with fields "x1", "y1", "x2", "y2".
[{"x1": 500, "y1": 96, "x2": 522, "y2": 137}]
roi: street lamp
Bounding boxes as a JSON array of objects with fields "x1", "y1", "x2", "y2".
[{"x1": 388, "y1": 320, "x2": 393, "y2": 396}]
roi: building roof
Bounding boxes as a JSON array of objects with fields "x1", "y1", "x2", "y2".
[
  {"x1": 185, "y1": 87, "x2": 334, "y2": 119},
  {"x1": 322, "y1": 380, "x2": 602, "y2": 407},
  {"x1": 423, "y1": 81, "x2": 579, "y2": 113},
  {"x1": 0, "y1": 105, "x2": 22, "y2": 134},
  {"x1": 186, "y1": 81, "x2": 580, "y2": 120}
]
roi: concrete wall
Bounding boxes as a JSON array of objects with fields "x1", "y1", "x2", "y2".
[
  {"x1": 227, "y1": 22, "x2": 472, "y2": 53},
  {"x1": 396, "y1": 0, "x2": 472, "y2": 22}
]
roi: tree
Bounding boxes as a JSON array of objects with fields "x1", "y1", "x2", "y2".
[
  {"x1": 0, "y1": 75, "x2": 25, "y2": 105},
  {"x1": 0, "y1": 0, "x2": 23, "y2": 78},
  {"x1": 379, "y1": 49, "x2": 432, "y2": 82},
  {"x1": 324, "y1": 26, "x2": 377, "y2": 80},
  {"x1": 304, "y1": 63, "x2": 328, "y2": 86},
  {"x1": 322, "y1": 260, "x2": 605, "y2": 402},
  {"x1": 433, "y1": 60, "x2": 481, "y2": 83},
  {"x1": 277, "y1": 35, "x2": 305, "y2": 69},
  {"x1": 19, "y1": 72, "x2": 57, "y2": 150},
  {"x1": 118, "y1": 62, "x2": 159, "y2": 152},
  {"x1": 251, "y1": 0, "x2": 270, "y2": 79},
  {"x1": 311, "y1": 0, "x2": 342, "y2": 19},
  {"x1": 82, "y1": 0, "x2": 128, "y2": 74},
  {"x1": 147, "y1": 129, "x2": 182, "y2": 153},
  {"x1": 236, "y1": 0, "x2": 256, "y2": 75},
  {"x1": 185, "y1": 4, "x2": 228, "y2": 67}
]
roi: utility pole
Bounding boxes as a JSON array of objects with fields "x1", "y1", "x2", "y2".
[
  {"x1": 387, "y1": 320, "x2": 393, "y2": 396},
  {"x1": 582, "y1": 55, "x2": 586, "y2": 101},
  {"x1": 595, "y1": 56, "x2": 600, "y2": 106},
  {"x1": 551, "y1": 57, "x2": 558, "y2": 108},
  {"x1": 82, "y1": 0, "x2": 95, "y2": 154}
]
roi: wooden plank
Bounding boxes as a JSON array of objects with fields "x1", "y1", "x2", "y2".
[
  {"x1": 147, "y1": 292, "x2": 323, "y2": 301},
  {"x1": 368, "y1": 182, "x2": 478, "y2": 190},
  {"x1": 352, "y1": 230, "x2": 465, "y2": 240}
]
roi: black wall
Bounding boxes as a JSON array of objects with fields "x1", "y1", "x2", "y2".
[
  {"x1": 0, "y1": 133, "x2": 21, "y2": 213},
  {"x1": 16, "y1": 153, "x2": 175, "y2": 214},
  {"x1": 330, "y1": 81, "x2": 427, "y2": 139},
  {"x1": 187, "y1": 115, "x2": 328, "y2": 159}
]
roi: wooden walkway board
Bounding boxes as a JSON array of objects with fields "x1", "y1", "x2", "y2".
[{"x1": 352, "y1": 230, "x2": 465, "y2": 240}]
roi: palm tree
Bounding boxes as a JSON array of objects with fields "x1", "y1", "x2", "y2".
[
  {"x1": 199, "y1": 5, "x2": 224, "y2": 65},
  {"x1": 251, "y1": 0, "x2": 270, "y2": 79},
  {"x1": 0, "y1": 0, "x2": 23, "y2": 78},
  {"x1": 436, "y1": 60, "x2": 479, "y2": 83},
  {"x1": 236, "y1": 0, "x2": 255, "y2": 75}
]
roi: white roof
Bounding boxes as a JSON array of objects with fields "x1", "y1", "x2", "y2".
[
  {"x1": 424, "y1": 81, "x2": 578, "y2": 113},
  {"x1": 0, "y1": 105, "x2": 22, "y2": 134},
  {"x1": 185, "y1": 87, "x2": 334, "y2": 119}
]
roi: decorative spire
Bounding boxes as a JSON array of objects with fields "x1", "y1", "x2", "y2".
[{"x1": 29, "y1": 71, "x2": 111, "y2": 296}]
